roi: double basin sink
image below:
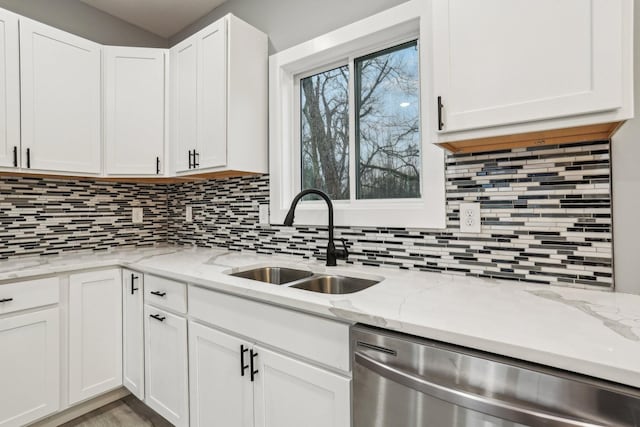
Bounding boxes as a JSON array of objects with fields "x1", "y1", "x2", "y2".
[{"x1": 229, "y1": 266, "x2": 380, "y2": 295}]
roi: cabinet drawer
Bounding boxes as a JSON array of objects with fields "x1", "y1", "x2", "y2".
[
  {"x1": 0, "y1": 277, "x2": 59, "y2": 315},
  {"x1": 188, "y1": 285, "x2": 351, "y2": 372},
  {"x1": 144, "y1": 275, "x2": 187, "y2": 314}
]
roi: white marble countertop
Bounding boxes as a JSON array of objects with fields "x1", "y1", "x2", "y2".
[{"x1": 1, "y1": 245, "x2": 639, "y2": 389}]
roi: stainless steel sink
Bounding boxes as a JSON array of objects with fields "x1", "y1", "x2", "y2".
[
  {"x1": 230, "y1": 267, "x2": 313, "y2": 285},
  {"x1": 291, "y1": 275, "x2": 379, "y2": 294}
]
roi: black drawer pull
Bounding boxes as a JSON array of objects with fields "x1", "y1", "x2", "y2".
[
  {"x1": 150, "y1": 291, "x2": 166, "y2": 297},
  {"x1": 130, "y1": 273, "x2": 139, "y2": 295},
  {"x1": 0, "y1": 298, "x2": 13, "y2": 303},
  {"x1": 150, "y1": 314, "x2": 165, "y2": 322},
  {"x1": 250, "y1": 349, "x2": 259, "y2": 382},
  {"x1": 240, "y1": 345, "x2": 249, "y2": 376}
]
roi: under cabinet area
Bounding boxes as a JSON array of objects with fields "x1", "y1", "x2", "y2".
[
  {"x1": 68, "y1": 269, "x2": 123, "y2": 405},
  {"x1": 104, "y1": 47, "x2": 167, "y2": 177},
  {"x1": 431, "y1": 0, "x2": 633, "y2": 152},
  {"x1": 170, "y1": 14, "x2": 268, "y2": 176}
]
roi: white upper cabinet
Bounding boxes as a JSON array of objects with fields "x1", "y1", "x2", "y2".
[
  {"x1": 197, "y1": 19, "x2": 227, "y2": 170},
  {"x1": 431, "y1": 0, "x2": 633, "y2": 150},
  {"x1": 20, "y1": 18, "x2": 102, "y2": 175},
  {"x1": 171, "y1": 14, "x2": 267, "y2": 176},
  {"x1": 104, "y1": 47, "x2": 166, "y2": 176},
  {"x1": 0, "y1": 9, "x2": 19, "y2": 170},
  {"x1": 170, "y1": 34, "x2": 198, "y2": 173}
]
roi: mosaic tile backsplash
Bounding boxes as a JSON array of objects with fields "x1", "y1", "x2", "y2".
[
  {"x1": 0, "y1": 140, "x2": 612, "y2": 288},
  {"x1": 0, "y1": 177, "x2": 167, "y2": 258},
  {"x1": 167, "y1": 141, "x2": 612, "y2": 289}
]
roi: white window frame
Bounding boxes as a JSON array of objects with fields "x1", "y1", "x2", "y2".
[{"x1": 269, "y1": 0, "x2": 446, "y2": 228}]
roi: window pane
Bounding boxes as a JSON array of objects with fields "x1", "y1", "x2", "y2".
[
  {"x1": 356, "y1": 41, "x2": 421, "y2": 199},
  {"x1": 300, "y1": 66, "x2": 350, "y2": 200}
]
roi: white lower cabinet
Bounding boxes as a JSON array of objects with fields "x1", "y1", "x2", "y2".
[
  {"x1": 68, "y1": 269, "x2": 123, "y2": 405},
  {"x1": 144, "y1": 305, "x2": 189, "y2": 427},
  {"x1": 253, "y1": 346, "x2": 351, "y2": 427},
  {"x1": 189, "y1": 286, "x2": 351, "y2": 427},
  {"x1": 0, "y1": 308, "x2": 59, "y2": 427},
  {"x1": 122, "y1": 269, "x2": 144, "y2": 400},
  {"x1": 189, "y1": 321, "x2": 253, "y2": 427}
]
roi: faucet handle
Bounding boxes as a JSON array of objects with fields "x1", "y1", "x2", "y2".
[{"x1": 335, "y1": 239, "x2": 349, "y2": 260}]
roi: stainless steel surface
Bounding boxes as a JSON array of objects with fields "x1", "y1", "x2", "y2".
[
  {"x1": 352, "y1": 325, "x2": 640, "y2": 427},
  {"x1": 229, "y1": 267, "x2": 313, "y2": 285},
  {"x1": 290, "y1": 275, "x2": 379, "y2": 294}
]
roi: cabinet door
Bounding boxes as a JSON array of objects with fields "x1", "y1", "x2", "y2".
[
  {"x1": 104, "y1": 47, "x2": 166, "y2": 176},
  {"x1": 433, "y1": 0, "x2": 623, "y2": 132},
  {"x1": 69, "y1": 269, "x2": 123, "y2": 404},
  {"x1": 254, "y1": 346, "x2": 351, "y2": 427},
  {"x1": 144, "y1": 305, "x2": 189, "y2": 427},
  {"x1": 170, "y1": 35, "x2": 198, "y2": 173},
  {"x1": 0, "y1": 9, "x2": 19, "y2": 169},
  {"x1": 189, "y1": 321, "x2": 253, "y2": 427},
  {"x1": 0, "y1": 308, "x2": 59, "y2": 427},
  {"x1": 20, "y1": 18, "x2": 101, "y2": 174},
  {"x1": 122, "y1": 269, "x2": 144, "y2": 400},
  {"x1": 197, "y1": 18, "x2": 227, "y2": 170}
]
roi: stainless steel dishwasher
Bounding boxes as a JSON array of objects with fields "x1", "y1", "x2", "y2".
[{"x1": 352, "y1": 325, "x2": 640, "y2": 427}]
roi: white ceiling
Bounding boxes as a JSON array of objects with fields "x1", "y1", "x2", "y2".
[{"x1": 79, "y1": 0, "x2": 228, "y2": 38}]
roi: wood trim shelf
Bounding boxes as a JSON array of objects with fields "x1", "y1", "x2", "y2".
[
  {"x1": 437, "y1": 121, "x2": 624, "y2": 154},
  {"x1": 0, "y1": 170, "x2": 261, "y2": 184}
]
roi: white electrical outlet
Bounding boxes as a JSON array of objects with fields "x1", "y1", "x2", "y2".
[
  {"x1": 459, "y1": 202, "x2": 481, "y2": 233},
  {"x1": 258, "y1": 204, "x2": 269, "y2": 225},
  {"x1": 132, "y1": 207, "x2": 143, "y2": 224},
  {"x1": 185, "y1": 205, "x2": 193, "y2": 223}
]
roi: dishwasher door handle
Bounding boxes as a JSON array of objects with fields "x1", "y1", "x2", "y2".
[{"x1": 355, "y1": 352, "x2": 602, "y2": 427}]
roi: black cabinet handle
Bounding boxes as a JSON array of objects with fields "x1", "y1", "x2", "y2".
[
  {"x1": 156, "y1": 156, "x2": 160, "y2": 175},
  {"x1": 12, "y1": 146, "x2": 17, "y2": 167},
  {"x1": 250, "y1": 349, "x2": 259, "y2": 382},
  {"x1": 193, "y1": 150, "x2": 200, "y2": 168},
  {"x1": 240, "y1": 345, "x2": 249, "y2": 377},
  {"x1": 0, "y1": 298, "x2": 13, "y2": 303},
  {"x1": 437, "y1": 96, "x2": 444, "y2": 131},
  {"x1": 150, "y1": 314, "x2": 165, "y2": 322},
  {"x1": 26, "y1": 148, "x2": 31, "y2": 168},
  {"x1": 150, "y1": 291, "x2": 166, "y2": 297},
  {"x1": 130, "y1": 273, "x2": 139, "y2": 295},
  {"x1": 188, "y1": 150, "x2": 193, "y2": 169}
]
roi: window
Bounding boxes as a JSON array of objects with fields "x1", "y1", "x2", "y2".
[
  {"x1": 300, "y1": 42, "x2": 421, "y2": 202},
  {"x1": 270, "y1": 0, "x2": 446, "y2": 228}
]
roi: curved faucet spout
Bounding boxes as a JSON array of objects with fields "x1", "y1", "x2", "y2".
[{"x1": 283, "y1": 189, "x2": 347, "y2": 266}]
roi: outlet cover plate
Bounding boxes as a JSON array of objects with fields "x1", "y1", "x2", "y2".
[
  {"x1": 185, "y1": 205, "x2": 193, "y2": 223},
  {"x1": 132, "y1": 207, "x2": 143, "y2": 224},
  {"x1": 459, "y1": 202, "x2": 481, "y2": 233},
  {"x1": 259, "y1": 204, "x2": 269, "y2": 225}
]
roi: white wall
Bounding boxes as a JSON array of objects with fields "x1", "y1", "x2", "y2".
[
  {"x1": 612, "y1": 0, "x2": 640, "y2": 295},
  {"x1": 169, "y1": 0, "x2": 409, "y2": 53},
  {"x1": 0, "y1": 0, "x2": 167, "y2": 47}
]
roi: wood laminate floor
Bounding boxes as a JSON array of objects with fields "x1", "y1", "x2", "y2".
[{"x1": 61, "y1": 395, "x2": 174, "y2": 427}]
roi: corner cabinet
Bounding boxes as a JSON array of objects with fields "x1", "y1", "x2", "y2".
[
  {"x1": 170, "y1": 14, "x2": 268, "y2": 176},
  {"x1": 19, "y1": 18, "x2": 102, "y2": 174},
  {"x1": 104, "y1": 47, "x2": 167, "y2": 177},
  {"x1": 0, "y1": 8, "x2": 19, "y2": 170},
  {"x1": 431, "y1": 0, "x2": 633, "y2": 153},
  {"x1": 122, "y1": 269, "x2": 145, "y2": 400}
]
